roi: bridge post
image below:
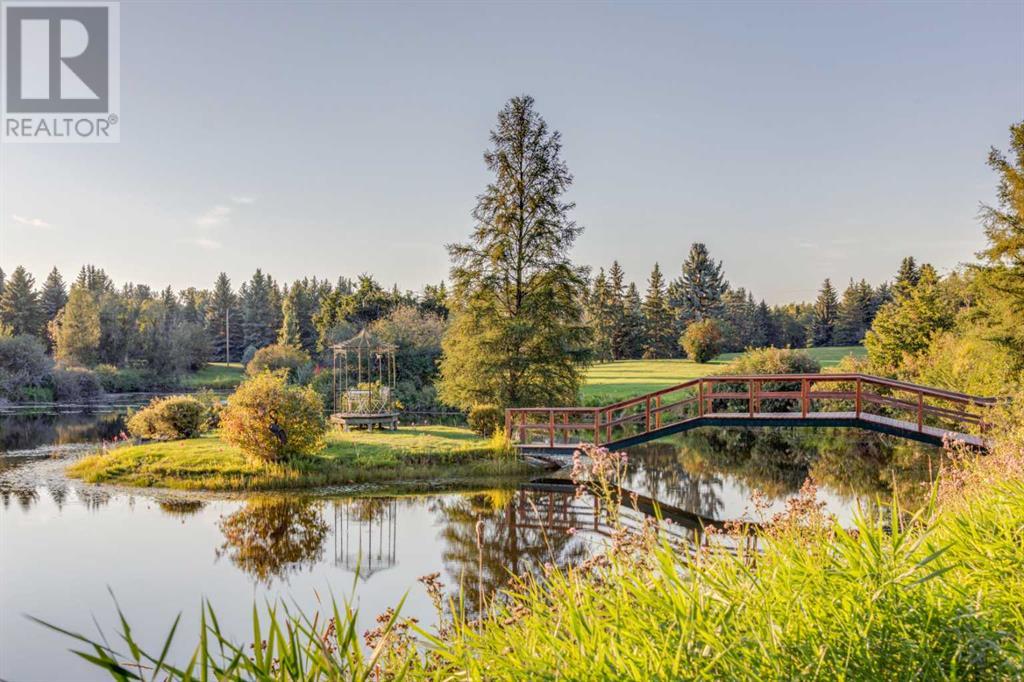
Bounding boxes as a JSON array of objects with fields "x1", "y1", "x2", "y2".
[
  {"x1": 855, "y1": 378, "x2": 862, "y2": 418},
  {"x1": 593, "y1": 409, "x2": 600, "y2": 445},
  {"x1": 549, "y1": 409, "x2": 555, "y2": 447},
  {"x1": 801, "y1": 378, "x2": 809, "y2": 418},
  {"x1": 748, "y1": 380, "x2": 754, "y2": 417},
  {"x1": 698, "y1": 380, "x2": 704, "y2": 417},
  {"x1": 505, "y1": 411, "x2": 512, "y2": 442},
  {"x1": 645, "y1": 396, "x2": 651, "y2": 432},
  {"x1": 917, "y1": 393, "x2": 924, "y2": 432}
]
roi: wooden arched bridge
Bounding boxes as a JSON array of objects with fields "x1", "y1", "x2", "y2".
[{"x1": 506, "y1": 373, "x2": 997, "y2": 454}]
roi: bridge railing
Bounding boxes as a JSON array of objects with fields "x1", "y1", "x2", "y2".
[{"x1": 505, "y1": 373, "x2": 998, "y2": 448}]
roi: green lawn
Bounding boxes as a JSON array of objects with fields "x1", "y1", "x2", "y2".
[
  {"x1": 180, "y1": 362, "x2": 245, "y2": 390},
  {"x1": 67, "y1": 425, "x2": 529, "y2": 491},
  {"x1": 581, "y1": 346, "x2": 867, "y2": 403}
]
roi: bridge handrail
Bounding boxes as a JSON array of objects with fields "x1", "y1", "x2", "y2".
[{"x1": 505, "y1": 372, "x2": 1001, "y2": 448}]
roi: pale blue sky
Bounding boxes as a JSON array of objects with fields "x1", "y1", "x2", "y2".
[{"x1": 2, "y1": 1, "x2": 1022, "y2": 302}]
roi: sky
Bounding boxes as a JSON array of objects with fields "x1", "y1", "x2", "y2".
[{"x1": 1, "y1": 0, "x2": 1022, "y2": 304}]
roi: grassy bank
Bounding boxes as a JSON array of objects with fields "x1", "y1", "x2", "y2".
[
  {"x1": 582, "y1": 346, "x2": 867, "y2": 402},
  {"x1": 179, "y1": 362, "x2": 245, "y2": 390},
  {"x1": 67, "y1": 425, "x2": 529, "y2": 491}
]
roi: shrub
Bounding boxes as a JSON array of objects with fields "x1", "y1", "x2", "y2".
[
  {"x1": 246, "y1": 344, "x2": 311, "y2": 381},
  {"x1": 127, "y1": 395, "x2": 211, "y2": 440},
  {"x1": 220, "y1": 373, "x2": 326, "y2": 462},
  {"x1": 49, "y1": 366, "x2": 104, "y2": 402},
  {"x1": 0, "y1": 335, "x2": 53, "y2": 400},
  {"x1": 680, "y1": 319, "x2": 723, "y2": 363},
  {"x1": 726, "y1": 346, "x2": 821, "y2": 375},
  {"x1": 719, "y1": 347, "x2": 821, "y2": 413},
  {"x1": 467, "y1": 404, "x2": 504, "y2": 437}
]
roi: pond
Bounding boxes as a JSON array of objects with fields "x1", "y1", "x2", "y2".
[{"x1": 0, "y1": 408, "x2": 947, "y2": 681}]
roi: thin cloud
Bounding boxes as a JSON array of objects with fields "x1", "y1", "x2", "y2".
[
  {"x1": 231, "y1": 195, "x2": 255, "y2": 205},
  {"x1": 196, "y1": 205, "x2": 231, "y2": 227},
  {"x1": 11, "y1": 214, "x2": 51, "y2": 228},
  {"x1": 191, "y1": 237, "x2": 222, "y2": 250}
]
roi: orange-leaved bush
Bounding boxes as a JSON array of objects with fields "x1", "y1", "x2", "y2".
[{"x1": 220, "y1": 372, "x2": 326, "y2": 462}]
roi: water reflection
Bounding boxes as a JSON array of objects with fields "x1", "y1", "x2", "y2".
[
  {"x1": 624, "y1": 426, "x2": 945, "y2": 520},
  {"x1": 0, "y1": 410, "x2": 128, "y2": 454},
  {"x1": 334, "y1": 498, "x2": 399, "y2": 578},
  {"x1": 217, "y1": 498, "x2": 330, "y2": 583}
]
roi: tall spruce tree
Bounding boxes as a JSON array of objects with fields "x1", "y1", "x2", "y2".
[
  {"x1": 438, "y1": 95, "x2": 591, "y2": 408},
  {"x1": 0, "y1": 266, "x2": 41, "y2": 336},
  {"x1": 893, "y1": 257, "x2": 921, "y2": 299},
  {"x1": 39, "y1": 267, "x2": 68, "y2": 327},
  {"x1": 240, "y1": 269, "x2": 277, "y2": 350},
  {"x1": 835, "y1": 279, "x2": 875, "y2": 345},
  {"x1": 607, "y1": 261, "x2": 629, "y2": 359},
  {"x1": 620, "y1": 282, "x2": 646, "y2": 359},
  {"x1": 207, "y1": 273, "x2": 243, "y2": 362},
  {"x1": 752, "y1": 300, "x2": 776, "y2": 347},
  {"x1": 587, "y1": 269, "x2": 616, "y2": 362},
  {"x1": 641, "y1": 263, "x2": 676, "y2": 358},
  {"x1": 808, "y1": 278, "x2": 839, "y2": 347},
  {"x1": 669, "y1": 243, "x2": 728, "y2": 324}
]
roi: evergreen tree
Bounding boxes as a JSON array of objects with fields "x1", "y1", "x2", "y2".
[
  {"x1": 207, "y1": 273, "x2": 243, "y2": 362},
  {"x1": 240, "y1": 269, "x2": 277, "y2": 350},
  {"x1": 607, "y1": 261, "x2": 628, "y2": 359},
  {"x1": 420, "y1": 282, "x2": 449, "y2": 319},
  {"x1": 834, "y1": 279, "x2": 875, "y2": 345},
  {"x1": 620, "y1": 283, "x2": 646, "y2": 359},
  {"x1": 669, "y1": 243, "x2": 727, "y2": 324},
  {"x1": 439, "y1": 95, "x2": 591, "y2": 408},
  {"x1": 808, "y1": 278, "x2": 839, "y2": 347},
  {"x1": 39, "y1": 268, "x2": 68, "y2": 348},
  {"x1": 865, "y1": 265, "x2": 955, "y2": 373},
  {"x1": 278, "y1": 280, "x2": 316, "y2": 351},
  {"x1": 0, "y1": 267, "x2": 5, "y2": 299},
  {"x1": 52, "y1": 286, "x2": 101, "y2": 365},
  {"x1": 587, "y1": 269, "x2": 616, "y2": 362},
  {"x1": 0, "y1": 266, "x2": 41, "y2": 336},
  {"x1": 750, "y1": 300, "x2": 774, "y2": 347},
  {"x1": 75, "y1": 265, "x2": 114, "y2": 294},
  {"x1": 718, "y1": 287, "x2": 757, "y2": 351},
  {"x1": 641, "y1": 263, "x2": 675, "y2": 358},
  {"x1": 974, "y1": 121, "x2": 1024, "y2": 363},
  {"x1": 893, "y1": 257, "x2": 921, "y2": 298}
]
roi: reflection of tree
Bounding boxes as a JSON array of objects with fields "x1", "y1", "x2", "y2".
[
  {"x1": 652, "y1": 427, "x2": 944, "y2": 510},
  {"x1": 217, "y1": 498, "x2": 328, "y2": 583},
  {"x1": 433, "y1": 490, "x2": 590, "y2": 619},
  {"x1": 623, "y1": 441, "x2": 725, "y2": 518},
  {"x1": 0, "y1": 411, "x2": 127, "y2": 453}
]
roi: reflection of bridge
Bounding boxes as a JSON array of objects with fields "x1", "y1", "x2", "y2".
[
  {"x1": 514, "y1": 483, "x2": 758, "y2": 557},
  {"x1": 508, "y1": 374, "x2": 997, "y2": 454}
]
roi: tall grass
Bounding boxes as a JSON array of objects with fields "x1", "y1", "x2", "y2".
[{"x1": 42, "y1": 406, "x2": 1024, "y2": 680}]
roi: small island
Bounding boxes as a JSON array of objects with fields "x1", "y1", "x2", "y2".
[{"x1": 68, "y1": 424, "x2": 528, "y2": 491}]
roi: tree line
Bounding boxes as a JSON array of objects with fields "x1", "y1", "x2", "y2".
[{"x1": 583, "y1": 247, "x2": 903, "y2": 362}]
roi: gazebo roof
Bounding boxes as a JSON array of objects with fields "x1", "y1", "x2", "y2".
[{"x1": 330, "y1": 328, "x2": 396, "y2": 353}]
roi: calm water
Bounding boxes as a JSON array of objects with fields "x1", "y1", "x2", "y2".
[{"x1": 0, "y1": 409, "x2": 946, "y2": 682}]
